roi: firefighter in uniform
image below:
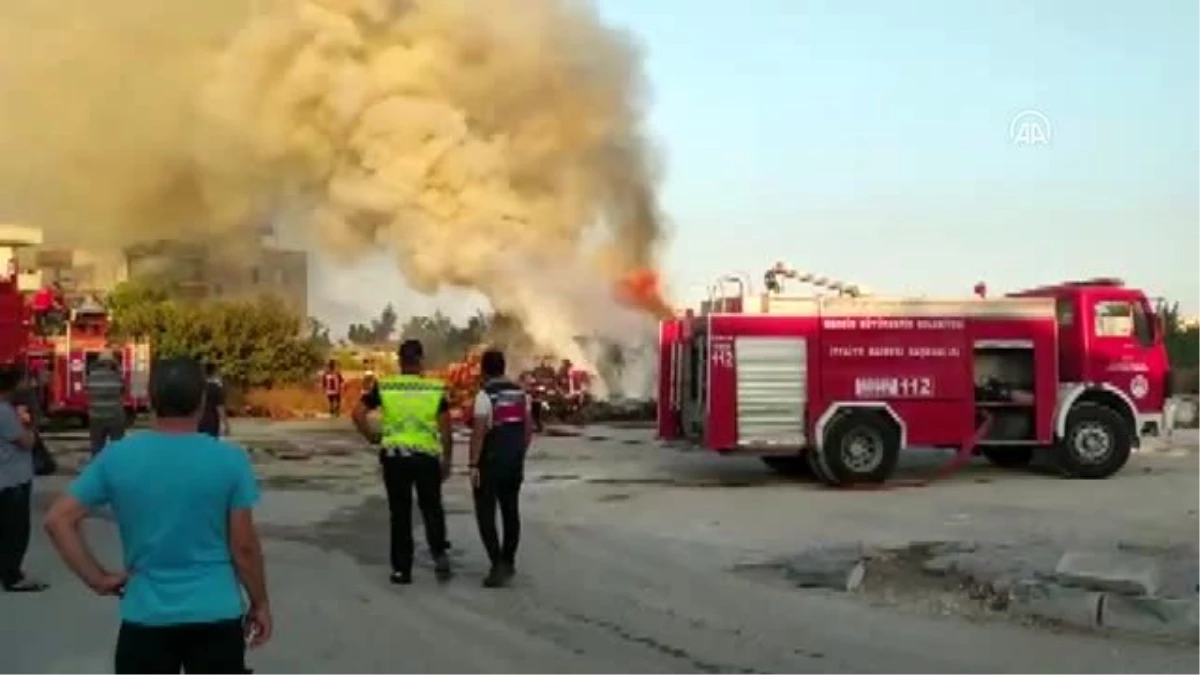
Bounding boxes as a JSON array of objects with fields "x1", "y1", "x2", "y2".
[
  {"x1": 468, "y1": 349, "x2": 534, "y2": 588},
  {"x1": 353, "y1": 339, "x2": 453, "y2": 585}
]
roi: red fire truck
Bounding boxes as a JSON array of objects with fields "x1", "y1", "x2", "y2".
[
  {"x1": 1, "y1": 230, "x2": 151, "y2": 427},
  {"x1": 24, "y1": 307, "x2": 152, "y2": 427},
  {"x1": 657, "y1": 263, "x2": 1172, "y2": 486}
]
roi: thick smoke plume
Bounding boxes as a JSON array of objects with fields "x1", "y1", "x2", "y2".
[{"x1": 0, "y1": 0, "x2": 666, "y2": 378}]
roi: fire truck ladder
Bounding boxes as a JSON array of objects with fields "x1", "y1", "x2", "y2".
[{"x1": 763, "y1": 262, "x2": 867, "y2": 297}]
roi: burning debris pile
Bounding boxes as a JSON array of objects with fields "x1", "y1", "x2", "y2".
[
  {"x1": 395, "y1": 304, "x2": 660, "y2": 424},
  {"x1": 428, "y1": 335, "x2": 657, "y2": 426}
]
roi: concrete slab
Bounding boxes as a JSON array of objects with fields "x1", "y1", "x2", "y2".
[
  {"x1": 781, "y1": 547, "x2": 868, "y2": 592},
  {"x1": 1055, "y1": 551, "x2": 1164, "y2": 596},
  {"x1": 1011, "y1": 581, "x2": 1105, "y2": 629},
  {"x1": 1103, "y1": 594, "x2": 1200, "y2": 642}
]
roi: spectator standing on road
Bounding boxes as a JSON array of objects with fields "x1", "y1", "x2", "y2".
[
  {"x1": 0, "y1": 366, "x2": 49, "y2": 593},
  {"x1": 44, "y1": 356, "x2": 271, "y2": 674},
  {"x1": 352, "y1": 339, "x2": 454, "y2": 585},
  {"x1": 14, "y1": 367, "x2": 56, "y2": 476},
  {"x1": 86, "y1": 350, "x2": 126, "y2": 457},
  {"x1": 468, "y1": 350, "x2": 533, "y2": 588},
  {"x1": 322, "y1": 360, "x2": 345, "y2": 417},
  {"x1": 198, "y1": 363, "x2": 230, "y2": 438}
]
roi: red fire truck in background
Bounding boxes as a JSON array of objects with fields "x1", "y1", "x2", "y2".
[
  {"x1": 1, "y1": 229, "x2": 151, "y2": 427},
  {"x1": 657, "y1": 262, "x2": 1172, "y2": 487},
  {"x1": 25, "y1": 306, "x2": 152, "y2": 427}
]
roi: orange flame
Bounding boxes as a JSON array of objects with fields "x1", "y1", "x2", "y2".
[{"x1": 616, "y1": 268, "x2": 673, "y2": 319}]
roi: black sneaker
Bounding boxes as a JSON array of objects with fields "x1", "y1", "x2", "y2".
[
  {"x1": 2, "y1": 574, "x2": 49, "y2": 593},
  {"x1": 433, "y1": 555, "x2": 452, "y2": 582},
  {"x1": 482, "y1": 565, "x2": 506, "y2": 588},
  {"x1": 390, "y1": 570, "x2": 412, "y2": 585}
]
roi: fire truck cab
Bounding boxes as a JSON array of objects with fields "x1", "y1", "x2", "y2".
[{"x1": 657, "y1": 263, "x2": 1171, "y2": 486}]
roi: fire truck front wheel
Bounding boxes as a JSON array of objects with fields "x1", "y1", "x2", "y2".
[
  {"x1": 821, "y1": 411, "x2": 902, "y2": 485},
  {"x1": 1057, "y1": 402, "x2": 1133, "y2": 479}
]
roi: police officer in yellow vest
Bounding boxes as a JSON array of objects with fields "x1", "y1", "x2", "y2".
[{"x1": 353, "y1": 339, "x2": 454, "y2": 584}]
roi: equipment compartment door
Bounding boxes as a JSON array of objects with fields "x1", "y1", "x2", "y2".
[
  {"x1": 734, "y1": 336, "x2": 807, "y2": 448},
  {"x1": 680, "y1": 332, "x2": 708, "y2": 439}
]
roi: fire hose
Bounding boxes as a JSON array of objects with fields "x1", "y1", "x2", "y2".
[{"x1": 826, "y1": 411, "x2": 994, "y2": 491}]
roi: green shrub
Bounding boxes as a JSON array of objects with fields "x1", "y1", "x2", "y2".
[{"x1": 107, "y1": 280, "x2": 324, "y2": 389}]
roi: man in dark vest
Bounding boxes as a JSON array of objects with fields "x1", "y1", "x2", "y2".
[{"x1": 468, "y1": 349, "x2": 533, "y2": 588}]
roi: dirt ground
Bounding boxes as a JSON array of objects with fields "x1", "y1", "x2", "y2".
[{"x1": 3, "y1": 422, "x2": 1197, "y2": 673}]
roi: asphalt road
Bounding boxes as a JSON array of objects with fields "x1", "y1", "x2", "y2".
[
  {"x1": 2, "y1": 490, "x2": 1195, "y2": 673},
  {"x1": 2, "y1": 424, "x2": 1197, "y2": 673}
]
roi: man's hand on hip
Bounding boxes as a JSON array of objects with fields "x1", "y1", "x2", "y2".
[{"x1": 89, "y1": 569, "x2": 129, "y2": 597}]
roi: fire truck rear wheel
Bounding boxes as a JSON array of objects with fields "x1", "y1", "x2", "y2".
[
  {"x1": 822, "y1": 411, "x2": 901, "y2": 485},
  {"x1": 1057, "y1": 402, "x2": 1132, "y2": 479}
]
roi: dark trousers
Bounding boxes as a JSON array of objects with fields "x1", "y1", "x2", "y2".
[
  {"x1": 380, "y1": 453, "x2": 448, "y2": 574},
  {"x1": 327, "y1": 394, "x2": 341, "y2": 416},
  {"x1": 115, "y1": 618, "x2": 247, "y2": 674},
  {"x1": 473, "y1": 468, "x2": 522, "y2": 566},
  {"x1": 32, "y1": 434, "x2": 57, "y2": 476},
  {"x1": 0, "y1": 481, "x2": 32, "y2": 587},
  {"x1": 89, "y1": 417, "x2": 126, "y2": 456},
  {"x1": 530, "y1": 399, "x2": 544, "y2": 431}
]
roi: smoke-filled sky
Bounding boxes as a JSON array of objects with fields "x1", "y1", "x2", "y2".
[
  {"x1": 1, "y1": 0, "x2": 1196, "y2": 332},
  {"x1": 0, "y1": 0, "x2": 667, "y2": 360},
  {"x1": 322, "y1": 0, "x2": 1200, "y2": 325}
]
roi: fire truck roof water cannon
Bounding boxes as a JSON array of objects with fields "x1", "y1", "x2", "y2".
[
  {"x1": 0, "y1": 225, "x2": 151, "y2": 427},
  {"x1": 657, "y1": 261, "x2": 1173, "y2": 488}
]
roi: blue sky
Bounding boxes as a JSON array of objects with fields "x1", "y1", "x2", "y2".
[
  {"x1": 318, "y1": 0, "x2": 1198, "y2": 323},
  {"x1": 603, "y1": 0, "x2": 1199, "y2": 309}
]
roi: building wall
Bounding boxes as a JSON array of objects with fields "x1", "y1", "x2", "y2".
[
  {"x1": 32, "y1": 248, "x2": 127, "y2": 296},
  {"x1": 123, "y1": 240, "x2": 309, "y2": 317},
  {"x1": 6, "y1": 224, "x2": 308, "y2": 317}
]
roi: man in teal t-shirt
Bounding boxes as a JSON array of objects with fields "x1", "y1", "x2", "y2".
[{"x1": 45, "y1": 357, "x2": 272, "y2": 674}]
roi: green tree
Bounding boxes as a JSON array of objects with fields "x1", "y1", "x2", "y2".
[
  {"x1": 107, "y1": 281, "x2": 324, "y2": 388},
  {"x1": 345, "y1": 304, "x2": 400, "y2": 345},
  {"x1": 306, "y1": 317, "x2": 332, "y2": 351},
  {"x1": 347, "y1": 322, "x2": 373, "y2": 345},
  {"x1": 372, "y1": 303, "x2": 399, "y2": 342},
  {"x1": 1156, "y1": 300, "x2": 1199, "y2": 369},
  {"x1": 398, "y1": 311, "x2": 460, "y2": 366}
]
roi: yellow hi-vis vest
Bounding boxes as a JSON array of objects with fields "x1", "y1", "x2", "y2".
[{"x1": 377, "y1": 374, "x2": 445, "y2": 456}]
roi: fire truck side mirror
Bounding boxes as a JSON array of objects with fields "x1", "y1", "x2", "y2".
[{"x1": 1153, "y1": 313, "x2": 1166, "y2": 344}]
